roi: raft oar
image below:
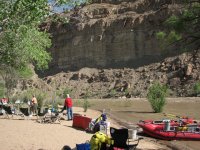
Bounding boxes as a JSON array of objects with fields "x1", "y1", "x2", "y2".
[{"x1": 163, "y1": 113, "x2": 182, "y2": 119}]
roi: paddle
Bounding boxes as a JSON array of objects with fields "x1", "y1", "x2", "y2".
[{"x1": 163, "y1": 113, "x2": 187, "y2": 119}]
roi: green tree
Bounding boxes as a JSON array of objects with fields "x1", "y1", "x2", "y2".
[
  {"x1": 0, "y1": 0, "x2": 52, "y2": 96},
  {"x1": 0, "y1": 66, "x2": 18, "y2": 98},
  {"x1": 0, "y1": 0, "x2": 82, "y2": 97},
  {"x1": 157, "y1": 1, "x2": 200, "y2": 50},
  {"x1": 147, "y1": 82, "x2": 168, "y2": 113}
]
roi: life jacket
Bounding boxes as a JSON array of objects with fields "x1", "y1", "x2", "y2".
[
  {"x1": 90, "y1": 131, "x2": 113, "y2": 150},
  {"x1": 93, "y1": 114, "x2": 107, "y2": 125},
  {"x1": 177, "y1": 126, "x2": 188, "y2": 131}
]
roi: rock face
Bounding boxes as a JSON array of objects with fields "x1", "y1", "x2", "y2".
[
  {"x1": 17, "y1": 50, "x2": 199, "y2": 99},
  {"x1": 46, "y1": 0, "x2": 183, "y2": 71},
  {"x1": 14, "y1": 0, "x2": 200, "y2": 99}
]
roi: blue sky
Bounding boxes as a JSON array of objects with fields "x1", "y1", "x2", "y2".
[
  {"x1": 48, "y1": 0, "x2": 86, "y2": 13},
  {"x1": 48, "y1": 0, "x2": 71, "y2": 13}
]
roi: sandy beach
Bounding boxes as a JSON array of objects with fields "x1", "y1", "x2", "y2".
[{"x1": 0, "y1": 107, "x2": 168, "y2": 150}]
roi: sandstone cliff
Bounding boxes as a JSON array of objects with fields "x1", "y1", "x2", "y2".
[{"x1": 45, "y1": 0, "x2": 183, "y2": 72}]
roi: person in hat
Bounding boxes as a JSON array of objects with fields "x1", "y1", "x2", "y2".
[{"x1": 62, "y1": 94, "x2": 73, "y2": 120}]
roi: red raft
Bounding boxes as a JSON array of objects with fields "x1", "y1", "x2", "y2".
[
  {"x1": 140, "y1": 117, "x2": 196, "y2": 130},
  {"x1": 138, "y1": 120, "x2": 200, "y2": 140}
]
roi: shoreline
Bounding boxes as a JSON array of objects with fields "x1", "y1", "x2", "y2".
[
  {"x1": 1, "y1": 103, "x2": 199, "y2": 150},
  {"x1": 0, "y1": 107, "x2": 169, "y2": 150},
  {"x1": 101, "y1": 108, "x2": 196, "y2": 150}
]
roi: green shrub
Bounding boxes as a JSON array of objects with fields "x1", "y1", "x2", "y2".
[
  {"x1": 83, "y1": 99, "x2": 90, "y2": 112},
  {"x1": 17, "y1": 66, "x2": 33, "y2": 79},
  {"x1": 194, "y1": 82, "x2": 200, "y2": 96},
  {"x1": 10, "y1": 95, "x2": 18, "y2": 104},
  {"x1": 110, "y1": 89, "x2": 116, "y2": 97},
  {"x1": 63, "y1": 88, "x2": 72, "y2": 98},
  {"x1": 82, "y1": 89, "x2": 91, "y2": 112},
  {"x1": 56, "y1": 98, "x2": 64, "y2": 106},
  {"x1": 0, "y1": 82, "x2": 5, "y2": 98},
  {"x1": 36, "y1": 92, "x2": 47, "y2": 108},
  {"x1": 147, "y1": 82, "x2": 168, "y2": 113},
  {"x1": 15, "y1": 89, "x2": 32, "y2": 103},
  {"x1": 43, "y1": 100, "x2": 50, "y2": 108},
  {"x1": 19, "y1": 88, "x2": 47, "y2": 108},
  {"x1": 73, "y1": 99, "x2": 82, "y2": 107}
]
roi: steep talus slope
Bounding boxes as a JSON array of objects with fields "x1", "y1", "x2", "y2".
[{"x1": 17, "y1": 50, "x2": 200, "y2": 99}]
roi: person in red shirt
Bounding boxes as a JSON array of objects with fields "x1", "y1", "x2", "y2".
[
  {"x1": 1, "y1": 96, "x2": 8, "y2": 105},
  {"x1": 64, "y1": 94, "x2": 73, "y2": 120}
]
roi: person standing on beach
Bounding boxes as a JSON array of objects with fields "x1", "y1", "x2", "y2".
[
  {"x1": 63, "y1": 94, "x2": 73, "y2": 120},
  {"x1": 31, "y1": 95, "x2": 38, "y2": 115}
]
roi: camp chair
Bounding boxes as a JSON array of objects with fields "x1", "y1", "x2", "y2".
[
  {"x1": 38, "y1": 111, "x2": 61, "y2": 124},
  {"x1": 0, "y1": 104, "x2": 7, "y2": 117},
  {"x1": 109, "y1": 127, "x2": 143, "y2": 150},
  {"x1": 2, "y1": 105, "x2": 14, "y2": 118},
  {"x1": 1, "y1": 105, "x2": 27, "y2": 119},
  {"x1": 20, "y1": 108, "x2": 30, "y2": 117}
]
